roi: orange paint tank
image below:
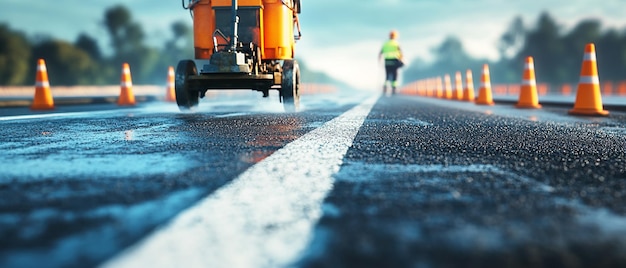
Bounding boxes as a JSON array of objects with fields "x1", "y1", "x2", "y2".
[
  {"x1": 262, "y1": 0, "x2": 295, "y2": 59},
  {"x1": 191, "y1": 0, "x2": 296, "y2": 60},
  {"x1": 192, "y1": 0, "x2": 215, "y2": 59}
]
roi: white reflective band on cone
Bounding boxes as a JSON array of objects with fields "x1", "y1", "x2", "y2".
[
  {"x1": 579, "y1": 76, "x2": 599, "y2": 84},
  {"x1": 524, "y1": 63, "x2": 534, "y2": 70},
  {"x1": 35, "y1": 81, "x2": 50, "y2": 87},
  {"x1": 522, "y1": 79, "x2": 536, "y2": 86},
  {"x1": 583, "y1": 53, "x2": 596, "y2": 61},
  {"x1": 121, "y1": 81, "x2": 133, "y2": 87}
]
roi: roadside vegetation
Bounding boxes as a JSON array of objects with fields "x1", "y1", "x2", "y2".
[
  {"x1": 2, "y1": 9, "x2": 625, "y2": 87},
  {"x1": 404, "y1": 12, "x2": 626, "y2": 85},
  {"x1": 0, "y1": 5, "x2": 336, "y2": 87}
]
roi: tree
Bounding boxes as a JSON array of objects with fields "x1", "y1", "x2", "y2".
[
  {"x1": 564, "y1": 19, "x2": 602, "y2": 51},
  {"x1": 171, "y1": 21, "x2": 191, "y2": 47},
  {"x1": 32, "y1": 39, "x2": 99, "y2": 85},
  {"x1": 561, "y1": 19, "x2": 603, "y2": 83},
  {"x1": 103, "y1": 5, "x2": 158, "y2": 84},
  {"x1": 160, "y1": 20, "x2": 193, "y2": 71},
  {"x1": 498, "y1": 16, "x2": 525, "y2": 60},
  {"x1": 170, "y1": 20, "x2": 193, "y2": 59},
  {"x1": 517, "y1": 12, "x2": 566, "y2": 85},
  {"x1": 494, "y1": 17, "x2": 527, "y2": 83},
  {"x1": 432, "y1": 36, "x2": 473, "y2": 68},
  {"x1": 104, "y1": 5, "x2": 132, "y2": 57},
  {"x1": 403, "y1": 36, "x2": 479, "y2": 82},
  {"x1": 0, "y1": 24, "x2": 31, "y2": 85},
  {"x1": 597, "y1": 29, "x2": 626, "y2": 81},
  {"x1": 75, "y1": 33, "x2": 102, "y2": 62}
]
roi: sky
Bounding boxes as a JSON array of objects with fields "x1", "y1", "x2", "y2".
[{"x1": 2, "y1": 0, "x2": 626, "y2": 90}]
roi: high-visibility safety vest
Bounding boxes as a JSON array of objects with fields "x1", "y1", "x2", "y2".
[{"x1": 381, "y1": 40, "x2": 401, "y2": 60}]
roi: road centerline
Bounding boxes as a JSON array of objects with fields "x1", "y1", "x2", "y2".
[{"x1": 101, "y1": 95, "x2": 379, "y2": 268}]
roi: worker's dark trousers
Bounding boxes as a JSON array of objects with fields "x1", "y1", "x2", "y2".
[{"x1": 384, "y1": 63, "x2": 399, "y2": 94}]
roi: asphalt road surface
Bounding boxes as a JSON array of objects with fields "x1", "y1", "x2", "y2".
[{"x1": 1, "y1": 91, "x2": 626, "y2": 268}]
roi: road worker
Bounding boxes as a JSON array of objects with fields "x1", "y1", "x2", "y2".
[{"x1": 379, "y1": 30, "x2": 404, "y2": 95}]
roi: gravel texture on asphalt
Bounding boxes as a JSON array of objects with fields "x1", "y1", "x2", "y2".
[
  {"x1": 297, "y1": 96, "x2": 626, "y2": 268},
  {"x1": 0, "y1": 107, "x2": 345, "y2": 268}
]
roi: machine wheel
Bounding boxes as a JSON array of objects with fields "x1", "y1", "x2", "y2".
[
  {"x1": 175, "y1": 60, "x2": 199, "y2": 111},
  {"x1": 281, "y1": 59, "x2": 300, "y2": 112}
]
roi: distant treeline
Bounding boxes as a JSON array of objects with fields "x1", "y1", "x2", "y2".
[
  {"x1": 404, "y1": 12, "x2": 626, "y2": 86},
  {"x1": 0, "y1": 5, "x2": 338, "y2": 87},
  {"x1": 0, "y1": 5, "x2": 195, "y2": 86}
]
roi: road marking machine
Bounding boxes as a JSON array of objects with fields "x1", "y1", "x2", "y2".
[{"x1": 177, "y1": 0, "x2": 302, "y2": 112}]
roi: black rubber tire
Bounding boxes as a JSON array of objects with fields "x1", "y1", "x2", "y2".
[
  {"x1": 175, "y1": 60, "x2": 199, "y2": 111},
  {"x1": 281, "y1": 59, "x2": 300, "y2": 112}
]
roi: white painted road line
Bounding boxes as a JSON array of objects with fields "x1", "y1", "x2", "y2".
[
  {"x1": 0, "y1": 108, "x2": 144, "y2": 122},
  {"x1": 101, "y1": 95, "x2": 379, "y2": 268}
]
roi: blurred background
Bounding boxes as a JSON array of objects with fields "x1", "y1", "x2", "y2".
[{"x1": 1, "y1": 0, "x2": 625, "y2": 91}]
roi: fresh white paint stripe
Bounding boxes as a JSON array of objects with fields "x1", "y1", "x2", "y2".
[
  {"x1": 213, "y1": 112, "x2": 251, "y2": 118},
  {"x1": 101, "y1": 95, "x2": 379, "y2": 268},
  {"x1": 0, "y1": 109, "x2": 134, "y2": 122}
]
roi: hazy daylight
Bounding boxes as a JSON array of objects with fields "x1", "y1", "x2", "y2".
[
  {"x1": 2, "y1": 0, "x2": 625, "y2": 89},
  {"x1": 2, "y1": 1, "x2": 626, "y2": 268}
]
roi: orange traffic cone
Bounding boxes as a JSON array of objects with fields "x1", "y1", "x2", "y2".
[
  {"x1": 454, "y1": 71, "x2": 463, "y2": 100},
  {"x1": 561, "y1": 84, "x2": 572, "y2": 96},
  {"x1": 418, "y1": 80, "x2": 428, "y2": 97},
  {"x1": 602, "y1": 81, "x2": 613, "y2": 96},
  {"x1": 429, "y1": 78, "x2": 436, "y2": 97},
  {"x1": 165, "y1": 66, "x2": 176, "y2": 102},
  {"x1": 31, "y1": 59, "x2": 54, "y2": 110},
  {"x1": 476, "y1": 64, "x2": 494, "y2": 105},
  {"x1": 426, "y1": 78, "x2": 437, "y2": 97},
  {"x1": 118, "y1": 63, "x2": 136, "y2": 106},
  {"x1": 569, "y1": 43, "x2": 608, "y2": 116},
  {"x1": 619, "y1": 81, "x2": 626, "y2": 96},
  {"x1": 516, "y1": 57, "x2": 542, "y2": 109},
  {"x1": 462, "y1": 69, "x2": 475, "y2": 102},
  {"x1": 436, "y1": 76, "x2": 444, "y2": 98},
  {"x1": 443, "y1": 74, "x2": 453, "y2": 99}
]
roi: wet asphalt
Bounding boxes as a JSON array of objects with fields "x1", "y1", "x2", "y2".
[
  {"x1": 299, "y1": 96, "x2": 626, "y2": 268},
  {"x1": 0, "y1": 93, "x2": 357, "y2": 268},
  {"x1": 1, "y1": 93, "x2": 626, "y2": 268}
]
